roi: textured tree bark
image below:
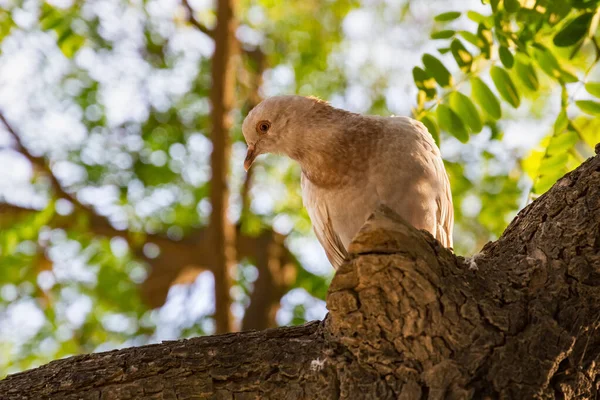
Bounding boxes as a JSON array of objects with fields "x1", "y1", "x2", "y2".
[{"x1": 2, "y1": 153, "x2": 599, "y2": 399}]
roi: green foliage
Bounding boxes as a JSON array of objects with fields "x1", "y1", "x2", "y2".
[
  {"x1": 420, "y1": 0, "x2": 600, "y2": 200},
  {"x1": 449, "y1": 92, "x2": 482, "y2": 134},
  {"x1": 490, "y1": 66, "x2": 521, "y2": 108},
  {"x1": 577, "y1": 99, "x2": 600, "y2": 115},
  {"x1": 437, "y1": 104, "x2": 468, "y2": 143},
  {"x1": 434, "y1": 11, "x2": 461, "y2": 22},
  {"x1": 40, "y1": 3, "x2": 86, "y2": 58},
  {"x1": 422, "y1": 53, "x2": 454, "y2": 87},
  {"x1": 471, "y1": 77, "x2": 502, "y2": 120}
]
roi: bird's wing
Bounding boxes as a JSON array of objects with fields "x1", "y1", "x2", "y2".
[
  {"x1": 373, "y1": 117, "x2": 454, "y2": 249},
  {"x1": 432, "y1": 154, "x2": 454, "y2": 249},
  {"x1": 301, "y1": 173, "x2": 348, "y2": 269}
]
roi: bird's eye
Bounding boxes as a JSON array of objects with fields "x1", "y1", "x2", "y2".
[{"x1": 256, "y1": 120, "x2": 271, "y2": 134}]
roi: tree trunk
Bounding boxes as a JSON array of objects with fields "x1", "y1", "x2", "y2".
[
  {"x1": 2, "y1": 152, "x2": 600, "y2": 399},
  {"x1": 209, "y1": 0, "x2": 239, "y2": 334}
]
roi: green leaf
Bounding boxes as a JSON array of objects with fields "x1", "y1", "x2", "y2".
[
  {"x1": 422, "y1": 54, "x2": 453, "y2": 87},
  {"x1": 490, "y1": 66, "x2": 520, "y2": 108},
  {"x1": 560, "y1": 68, "x2": 579, "y2": 83},
  {"x1": 419, "y1": 115, "x2": 440, "y2": 145},
  {"x1": 532, "y1": 45, "x2": 562, "y2": 80},
  {"x1": 59, "y1": 34, "x2": 84, "y2": 58},
  {"x1": 412, "y1": 66, "x2": 436, "y2": 99},
  {"x1": 449, "y1": 91, "x2": 482, "y2": 133},
  {"x1": 458, "y1": 30, "x2": 481, "y2": 47},
  {"x1": 534, "y1": 173, "x2": 562, "y2": 194},
  {"x1": 533, "y1": 153, "x2": 569, "y2": 193},
  {"x1": 553, "y1": 109, "x2": 569, "y2": 135},
  {"x1": 540, "y1": 152, "x2": 570, "y2": 170},
  {"x1": 547, "y1": 131, "x2": 579, "y2": 154},
  {"x1": 585, "y1": 82, "x2": 600, "y2": 98},
  {"x1": 437, "y1": 104, "x2": 468, "y2": 142},
  {"x1": 450, "y1": 39, "x2": 472, "y2": 72},
  {"x1": 431, "y1": 30, "x2": 455, "y2": 39},
  {"x1": 572, "y1": 0, "x2": 600, "y2": 9},
  {"x1": 553, "y1": 12, "x2": 594, "y2": 47},
  {"x1": 576, "y1": 100, "x2": 600, "y2": 116},
  {"x1": 471, "y1": 77, "x2": 501, "y2": 120},
  {"x1": 467, "y1": 11, "x2": 487, "y2": 24},
  {"x1": 504, "y1": 0, "x2": 520, "y2": 12},
  {"x1": 434, "y1": 11, "x2": 461, "y2": 22},
  {"x1": 499, "y1": 46, "x2": 514, "y2": 69},
  {"x1": 514, "y1": 58, "x2": 539, "y2": 91},
  {"x1": 412, "y1": 66, "x2": 428, "y2": 86},
  {"x1": 477, "y1": 24, "x2": 493, "y2": 58}
]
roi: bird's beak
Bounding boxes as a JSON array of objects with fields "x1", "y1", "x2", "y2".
[{"x1": 244, "y1": 144, "x2": 256, "y2": 172}]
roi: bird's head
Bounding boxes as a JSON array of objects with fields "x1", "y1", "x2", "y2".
[{"x1": 241, "y1": 95, "x2": 329, "y2": 171}]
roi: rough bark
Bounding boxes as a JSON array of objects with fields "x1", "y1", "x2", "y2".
[{"x1": 2, "y1": 153, "x2": 600, "y2": 399}]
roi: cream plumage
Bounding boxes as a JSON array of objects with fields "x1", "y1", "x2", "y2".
[{"x1": 242, "y1": 95, "x2": 453, "y2": 269}]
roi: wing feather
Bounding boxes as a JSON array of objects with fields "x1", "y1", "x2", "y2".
[{"x1": 301, "y1": 173, "x2": 348, "y2": 269}]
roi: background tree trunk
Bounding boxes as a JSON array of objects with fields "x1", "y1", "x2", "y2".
[
  {"x1": 208, "y1": 0, "x2": 239, "y2": 334},
  {"x1": 2, "y1": 152, "x2": 599, "y2": 399}
]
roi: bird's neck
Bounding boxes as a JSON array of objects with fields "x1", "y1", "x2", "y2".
[{"x1": 286, "y1": 110, "x2": 374, "y2": 188}]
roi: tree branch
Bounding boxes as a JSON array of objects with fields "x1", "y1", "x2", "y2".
[
  {"x1": 0, "y1": 113, "x2": 84, "y2": 209},
  {"x1": 3, "y1": 152, "x2": 600, "y2": 398},
  {"x1": 208, "y1": 0, "x2": 239, "y2": 334},
  {"x1": 181, "y1": 0, "x2": 213, "y2": 37}
]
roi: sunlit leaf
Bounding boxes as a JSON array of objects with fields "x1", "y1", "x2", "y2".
[
  {"x1": 547, "y1": 131, "x2": 579, "y2": 154},
  {"x1": 422, "y1": 54, "x2": 453, "y2": 87},
  {"x1": 584, "y1": 82, "x2": 600, "y2": 98},
  {"x1": 471, "y1": 77, "x2": 501, "y2": 119},
  {"x1": 412, "y1": 66, "x2": 436, "y2": 99},
  {"x1": 434, "y1": 11, "x2": 461, "y2": 22},
  {"x1": 467, "y1": 11, "x2": 488, "y2": 24},
  {"x1": 437, "y1": 104, "x2": 468, "y2": 142},
  {"x1": 458, "y1": 30, "x2": 481, "y2": 47},
  {"x1": 572, "y1": 0, "x2": 600, "y2": 9},
  {"x1": 458, "y1": 31, "x2": 483, "y2": 47},
  {"x1": 553, "y1": 12, "x2": 594, "y2": 47},
  {"x1": 431, "y1": 30, "x2": 455, "y2": 39},
  {"x1": 560, "y1": 68, "x2": 579, "y2": 83},
  {"x1": 532, "y1": 45, "x2": 562, "y2": 80},
  {"x1": 450, "y1": 39, "x2": 472, "y2": 72},
  {"x1": 514, "y1": 57, "x2": 539, "y2": 91},
  {"x1": 576, "y1": 100, "x2": 600, "y2": 116},
  {"x1": 490, "y1": 66, "x2": 520, "y2": 108},
  {"x1": 534, "y1": 170, "x2": 566, "y2": 194},
  {"x1": 499, "y1": 46, "x2": 514, "y2": 69},
  {"x1": 449, "y1": 91, "x2": 482, "y2": 133},
  {"x1": 477, "y1": 24, "x2": 493, "y2": 58},
  {"x1": 553, "y1": 109, "x2": 569, "y2": 135},
  {"x1": 504, "y1": 0, "x2": 520, "y2": 12}
]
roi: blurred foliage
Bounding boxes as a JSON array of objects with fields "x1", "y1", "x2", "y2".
[
  {"x1": 0, "y1": 0, "x2": 599, "y2": 378},
  {"x1": 414, "y1": 0, "x2": 600, "y2": 197}
]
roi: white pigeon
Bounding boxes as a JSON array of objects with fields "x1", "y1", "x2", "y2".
[{"x1": 242, "y1": 95, "x2": 453, "y2": 269}]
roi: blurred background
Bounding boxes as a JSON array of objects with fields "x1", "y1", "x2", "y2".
[{"x1": 0, "y1": 0, "x2": 599, "y2": 376}]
